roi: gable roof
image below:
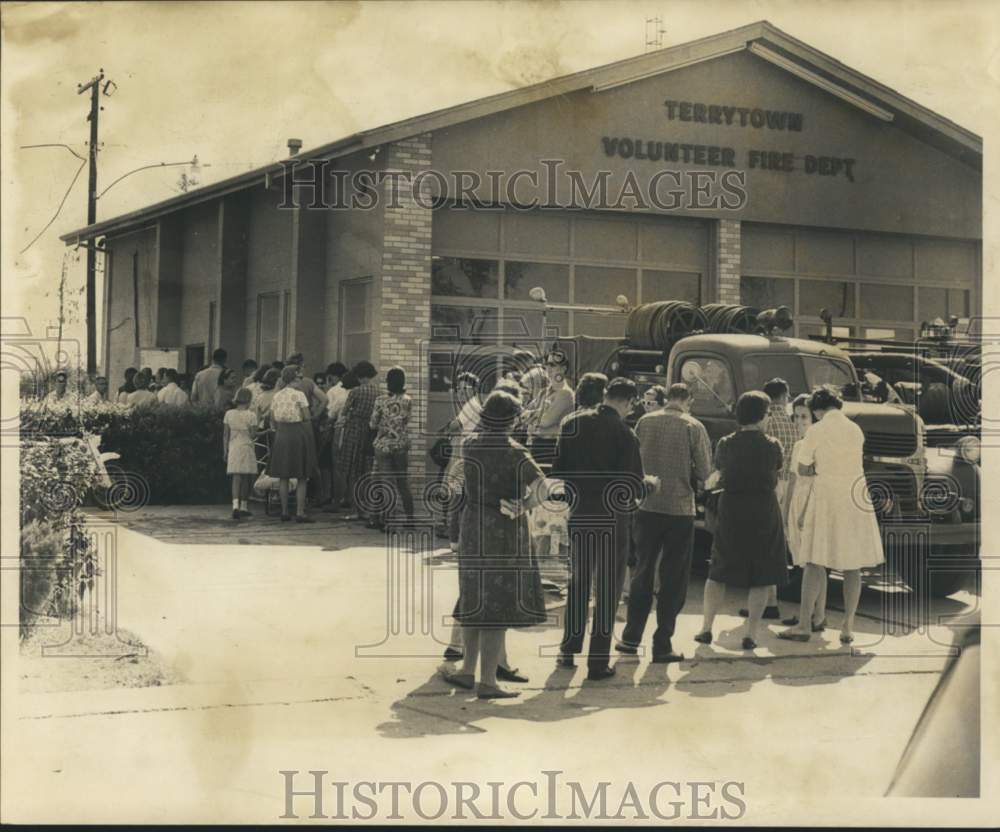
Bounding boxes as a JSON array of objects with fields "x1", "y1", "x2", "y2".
[{"x1": 61, "y1": 19, "x2": 982, "y2": 245}]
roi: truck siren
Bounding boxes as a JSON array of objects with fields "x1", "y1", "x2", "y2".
[{"x1": 755, "y1": 306, "x2": 794, "y2": 335}]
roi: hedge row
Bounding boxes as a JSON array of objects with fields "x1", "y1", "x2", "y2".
[{"x1": 21, "y1": 399, "x2": 231, "y2": 505}]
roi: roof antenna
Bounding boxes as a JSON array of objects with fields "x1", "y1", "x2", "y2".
[{"x1": 645, "y1": 15, "x2": 666, "y2": 52}]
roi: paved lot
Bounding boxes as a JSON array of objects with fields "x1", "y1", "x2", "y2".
[{"x1": 4, "y1": 506, "x2": 985, "y2": 824}]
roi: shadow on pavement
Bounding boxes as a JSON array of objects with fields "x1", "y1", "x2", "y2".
[{"x1": 377, "y1": 661, "x2": 672, "y2": 739}]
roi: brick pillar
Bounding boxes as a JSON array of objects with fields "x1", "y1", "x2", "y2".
[
  {"x1": 716, "y1": 219, "x2": 742, "y2": 305},
  {"x1": 379, "y1": 133, "x2": 433, "y2": 484}
]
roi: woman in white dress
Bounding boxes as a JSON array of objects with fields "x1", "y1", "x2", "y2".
[
  {"x1": 780, "y1": 386, "x2": 884, "y2": 644},
  {"x1": 778, "y1": 394, "x2": 828, "y2": 639}
]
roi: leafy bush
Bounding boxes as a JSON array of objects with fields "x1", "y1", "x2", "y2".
[
  {"x1": 21, "y1": 400, "x2": 231, "y2": 505},
  {"x1": 100, "y1": 404, "x2": 230, "y2": 503},
  {"x1": 20, "y1": 520, "x2": 94, "y2": 638},
  {"x1": 19, "y1": 399, "x2": 232, "y2": 637},
  {"x1": 19, "y1": 438, "x2": 101, "y2": 638}
]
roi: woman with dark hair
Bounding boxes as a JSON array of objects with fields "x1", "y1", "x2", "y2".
[
  {"x1": 776, "y1": 393, "x2": 829, "y2": 634},
  {"x1": 369, "y1": 366, "x2": 415, "y2": 528},
  {"x1": 780, "y1": 386, "x2": 884, "y2": 644},
  {"x1": 117, "y1": 367, "x2": 138, "y2": 403},
  {"x1": 245, "y1": 365, "x2": 269, "y2": 402},
  {"x1": 215, "y1": 368, "x2": 238, "y2": 410},
  {"x1": 253, "y1": 368, "x2": 280, "y2": 426},
  {"x1": 695, "y1": 390, "x2": 788, "y2": 650},
  {"x1": 642, "y1": 384, "x2": 667, "y2": 412},
  {"x1": 340, "y1": 360, "x2": 379, "y2": 520},
  {"x1": 443, "y1": 390, "x2": 550, "y2": 699},
  {"x1": 574, "y1": 372, "x2": 607, "y2": 411}
]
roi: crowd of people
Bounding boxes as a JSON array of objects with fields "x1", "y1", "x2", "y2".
[
  {"x1": 438, "y1": 356, "x2": 886, "y2": 699},
  {"x1": 41, "y1": 345, "x2": 888, "y2": 700},
  {"x1": 39, "y1": 348, "x2": 418, "y2": 527}
]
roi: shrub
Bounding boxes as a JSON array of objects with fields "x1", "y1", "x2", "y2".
[
  {"x1": 19, "y1": 438, "x2": 101, "y2": 639},
  {"x1": 99, "y1": 404, "x2": 230, "y2": 504},
  {"x1": 20, "y1": 520, "x2": 94, "y2": 638},
  {"x1": 21, "y1": 399, "x2": 232, "y2": 505}
]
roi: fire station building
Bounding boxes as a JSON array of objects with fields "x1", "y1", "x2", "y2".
[{"x1": 62, "y1": 20, "x2": 982, "y2": 474}]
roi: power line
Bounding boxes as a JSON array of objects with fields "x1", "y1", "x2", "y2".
[
  {"x1": 19, "y1": 154, "x2": 87, "y2": 254},
  {"x1": 21, "y1": 142, "x2": 86, "y2": 162}
]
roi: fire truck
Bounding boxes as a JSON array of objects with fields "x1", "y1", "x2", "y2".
[{"x1": 572, "y1": 301, "x2": 979, "y2": 598}]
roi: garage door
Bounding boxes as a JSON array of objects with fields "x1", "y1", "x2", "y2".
[
  {"x1": 741, "y1": 224, "x2": 979, "y2": 343},
  {"x1": 430, "y1": 207, "x2": 709, "y2": 345}
]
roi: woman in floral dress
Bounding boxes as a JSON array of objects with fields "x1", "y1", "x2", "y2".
[
  {"x1": 369, "y1": 366, "x2": 414, "y2": 528},
  {"x1": 443, "y1": 390, "x2": 550, "y2": 700}
]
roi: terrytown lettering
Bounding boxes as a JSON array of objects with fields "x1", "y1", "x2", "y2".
[{"x1": 664, "y1": 99, "x2": 804, "y2": 131}]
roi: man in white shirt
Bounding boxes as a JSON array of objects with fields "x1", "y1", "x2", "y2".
[
  {"x1": 83, "y1": 375, "x2": 109, "y2": 404},
  {"x1": 157, "y1": 369, "x2": 189, "y2": 406},
  {"x1": 191, "y1": 348, "x2": 227, "y2": 405},
  {"x1": 325, "y1": 361, "x2": 349, "y2": 420},
  {"x1": 127, "y1": 371, "x2": 158, "y2": 409}
]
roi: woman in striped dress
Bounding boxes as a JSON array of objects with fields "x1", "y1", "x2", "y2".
[{"x1": 340, "y1": 360, "x2": 380, "y2": 520}]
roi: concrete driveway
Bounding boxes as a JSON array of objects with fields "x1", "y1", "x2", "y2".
[{"x1": 4, "y1": 505, "x2": 985, "y2": 825}]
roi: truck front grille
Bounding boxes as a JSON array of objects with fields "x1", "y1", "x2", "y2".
[{"x1": 864, "y1": 431, "x2": 918, "y2": 458}]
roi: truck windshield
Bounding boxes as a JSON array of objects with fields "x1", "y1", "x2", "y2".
[{"x1": 742, "y1": 354, "x2": 860, "y2": 400}]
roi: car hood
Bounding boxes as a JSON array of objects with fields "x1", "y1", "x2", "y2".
[{"x1": 842, "y1": 401, "x2": 920, "y2": 436}]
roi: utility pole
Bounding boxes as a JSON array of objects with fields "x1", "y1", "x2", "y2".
[{"x1": 77, "y1": 69, "x2": 104, "y2": 376}]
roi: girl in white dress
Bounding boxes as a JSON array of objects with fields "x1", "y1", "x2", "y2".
[
  {"x1": 782, "y1": 386, "x2": 884, "y2": 644},
  {"x1": 223, "y1": 387, "x2": 259, "y2": 520}
]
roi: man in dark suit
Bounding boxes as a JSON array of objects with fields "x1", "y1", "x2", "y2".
[{"x1": 550, "y1": 375, "x2": 652, "y2": 680}]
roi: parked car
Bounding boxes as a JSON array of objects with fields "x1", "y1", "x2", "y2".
[{"x1": 885, "y1": 619, "x2": 980, "y2": 797}]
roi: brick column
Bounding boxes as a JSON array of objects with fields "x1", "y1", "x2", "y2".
[
  {"x1": 379, "y1": 133, "x2": 433, "y2": 484},
  {"x1": 716, "y1": 219, "x2": 742, "y2": 305}
]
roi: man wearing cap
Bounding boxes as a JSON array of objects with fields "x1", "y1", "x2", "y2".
[{"x1": 43, "y1": 371, "x2": 71, "y2": 408}]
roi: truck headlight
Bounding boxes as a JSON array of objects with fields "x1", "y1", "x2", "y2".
[
  {"x1": 957, "y1": 436, "x2": 980, "y2": 465},
  {"x1": 960, "y1": 497, "x2": 976, "y2": 516}
]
